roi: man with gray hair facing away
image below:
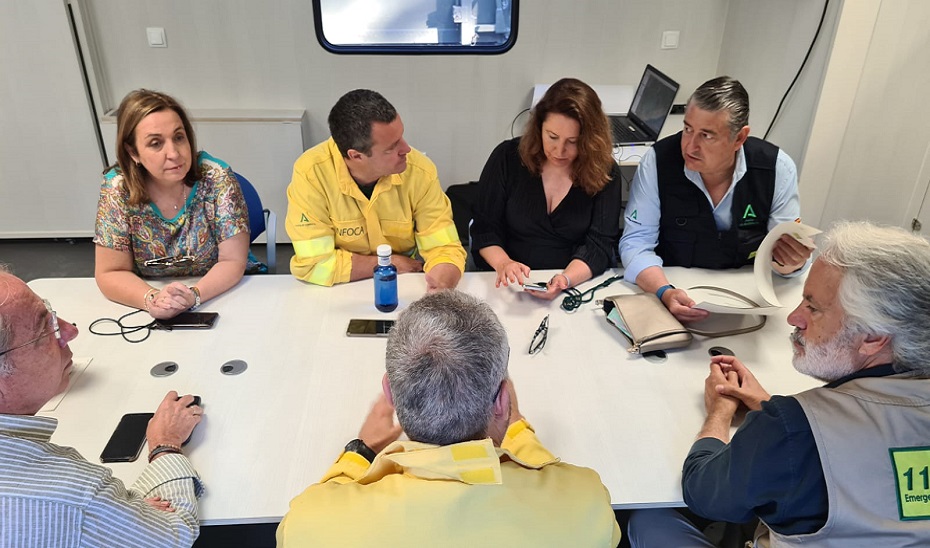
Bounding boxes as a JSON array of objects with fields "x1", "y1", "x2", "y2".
[
  {"x1": 619, "y1": 76, "x2": 812, "y2": 323},
  {"x1": 277, "y1": 290, "x2": 620, "y2": 547},
  {"x1": 628, "y1": 221, "x2": 930, "y2": 547}
]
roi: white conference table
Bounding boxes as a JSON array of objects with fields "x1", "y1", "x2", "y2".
[{"x1": 30, "y1": 267, "x2": 819, "y2": 525}]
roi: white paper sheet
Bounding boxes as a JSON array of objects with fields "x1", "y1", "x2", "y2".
[
  {"x1": 40, "y1": 357, "x2": 92, "y2": 412},
  {"x1": 690, "y1": 222, "x2": 820, "y2": 315},
  {"x1": 752, "y1": 221, "x2": 822, "y2": 308}
]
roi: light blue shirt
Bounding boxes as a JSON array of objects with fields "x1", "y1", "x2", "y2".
[{"x1": 619, "y1": 144, "x2": 802, "y2": 283}]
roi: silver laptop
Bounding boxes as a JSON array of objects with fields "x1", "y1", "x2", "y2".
[{"x1": 609, "y1": 65, "x2": 680, "y2": 146}]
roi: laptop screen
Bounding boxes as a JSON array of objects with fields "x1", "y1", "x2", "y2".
[{"x1": 628, "y1": 66, "x2": 680, "y2": 137}]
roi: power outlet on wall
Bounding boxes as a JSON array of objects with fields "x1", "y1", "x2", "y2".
[
  {"x1": 661, "y1": 30, "x2": 680, "y2": 49},
  {"x1": 146, "y1": 27, "x2": 167, "y2": 48}
]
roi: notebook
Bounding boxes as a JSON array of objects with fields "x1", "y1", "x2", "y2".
[{"x1": 609, "y1": 65, "x2": 679, "y2": 146}]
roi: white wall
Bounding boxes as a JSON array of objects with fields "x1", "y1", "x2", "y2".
[
  {"x1": 717, "y1": 0, "x2": 841, "y2": 174},
  {"x1": 813, "y1": 0, "x2": 930, "y2": 230},
  {"x1": 2, "y1": 1, "x2": 846, "y2": 238},
  {"x1": 82, "y1": 0, "x2": 733, "y2": 189},
  {"x1": 0, "y1": 0, "x2": 104, "y2": 237}
]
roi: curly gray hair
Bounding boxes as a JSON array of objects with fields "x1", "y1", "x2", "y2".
[{"x1": 819, "y1": 221, "x2": 930, "y2": 374}]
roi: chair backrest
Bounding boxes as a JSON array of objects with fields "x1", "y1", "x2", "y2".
[
  {"x1": 445, "y1": 181, "x2": 479, "y2": 246},
  {"x1": 234, "y1": 171, "x2": 265, "y2": 243}
]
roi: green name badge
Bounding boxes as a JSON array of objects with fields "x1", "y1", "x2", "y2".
[{"x1": 890, "y1": 446, "x2": 930, "y2": 520}]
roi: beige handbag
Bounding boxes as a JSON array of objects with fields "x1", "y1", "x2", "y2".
[{"x1": 603, "y1": 293, "x2": 693, "y2": 354}]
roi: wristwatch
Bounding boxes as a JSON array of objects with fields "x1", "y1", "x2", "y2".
[
  {"x1": 655, "y1": 284, "x2": 675, "y2": 301},
  {"x1": 189, "y1": 286, "x2": 201, "y2": 310},
  {"x1": 344, "y1": 438, "x2": 377, "y2": 463}
]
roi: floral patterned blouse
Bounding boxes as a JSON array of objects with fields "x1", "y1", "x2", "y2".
[{"x1": 94, "y1": 151, "x2": 251, "y2": 277}]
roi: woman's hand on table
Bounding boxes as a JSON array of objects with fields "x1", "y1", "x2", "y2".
[
  {"x1": 148, "y1": 282, "x2": 195, "y2": 319},
  {"x1": 495, "y1": 260, "x2": 530, "y2": 287},
  {"x1": 525, "y1": 273, "x2": 568, "y2": 301}
]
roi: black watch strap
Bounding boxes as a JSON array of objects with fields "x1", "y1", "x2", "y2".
[{"x1": 344, "y1": 438, "x2": 377, "y2": 463}]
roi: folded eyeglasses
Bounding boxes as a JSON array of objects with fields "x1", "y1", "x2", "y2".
[{"x1": 143, "y1": 255, "x2": 195, "y2": 268}]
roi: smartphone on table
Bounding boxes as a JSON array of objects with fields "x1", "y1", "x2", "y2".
[
  {"x1": 100, "y1": 412, "x2": 154, "y2": 463},
  {"x1": 155, "y1": 312, "x2": 219, "y2": 330},
  {"x1": 522, "y1": 282, "x2": 548, "y2": 293},
  {"x1": 346, "y1": 319, "x2": 396, "y2": 337}
]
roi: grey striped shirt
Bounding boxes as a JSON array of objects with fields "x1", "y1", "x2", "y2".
[{"x1": 0, "y1": 414, "x2": 203, "y2": 547}]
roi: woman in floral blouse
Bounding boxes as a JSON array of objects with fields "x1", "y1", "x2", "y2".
[{"x1": 94, "y1": 89, "x2": 250, "y2": 319}]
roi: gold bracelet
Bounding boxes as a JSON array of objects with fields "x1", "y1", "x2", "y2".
[
  {"x1": 143, "y1": 288, "x2": 158, "y2": 311},
  {"x1": 188, "y1": 286, "x2": 201, "y2": 310}
]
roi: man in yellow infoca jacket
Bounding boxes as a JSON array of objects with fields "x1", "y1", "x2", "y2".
[
  {"x1": 276, "y1": 291, "x2": 621, "y2": 547},
  {"x1": 286, "y1": 89, "x2": 466, "y2": 289}
]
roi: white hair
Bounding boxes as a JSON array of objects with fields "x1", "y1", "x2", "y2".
[{"x1": 819, "y1": 221, "x2": 930, "y2": 374}]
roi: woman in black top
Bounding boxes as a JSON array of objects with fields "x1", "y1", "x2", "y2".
[{"x1": 471, "y1": 78, "x2": 623, "y2": 300}]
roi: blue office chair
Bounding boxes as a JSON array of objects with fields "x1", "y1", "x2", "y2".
[{"x1": 233, "y1": 171, "x2": 276, "y2": 272}]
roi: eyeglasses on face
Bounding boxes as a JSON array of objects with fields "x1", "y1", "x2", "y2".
[
  {"x1": 143, "y1": 255, "x2": 195, "y2": 268},
  {"x1": 528, "y1": 314, "x2": 549, "y2": 355},
  {"x1": 0, "y1": 299, "x2": 61, "y2": 358}
]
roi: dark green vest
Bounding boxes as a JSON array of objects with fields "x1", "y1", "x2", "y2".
[{"x1": 654, "y1": 133, "x2": 777, "y2": 269}]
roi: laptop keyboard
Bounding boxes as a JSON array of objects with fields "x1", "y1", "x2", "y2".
[{"x1": 611, "y1": 118, "x2": 641, "y2": 143}]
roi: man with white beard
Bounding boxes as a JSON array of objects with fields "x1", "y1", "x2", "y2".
[{"x1": 627, "y1": 221, "x2": 930, "y2": 547}]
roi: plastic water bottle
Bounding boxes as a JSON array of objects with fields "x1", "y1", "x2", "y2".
[{"x1": 374, "y1": 244, "x2": 398, "y2": 312}]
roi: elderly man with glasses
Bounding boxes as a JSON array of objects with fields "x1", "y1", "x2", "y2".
[
  {"x1": 0, "y1": 267, "x2": 205, "y2": 547},
  {"x1": 277, "y1": 290, "x2": 620, "y2": 546}
]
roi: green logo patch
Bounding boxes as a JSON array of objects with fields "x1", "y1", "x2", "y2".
[
  {"x1": 299, "y1": 213, "x2": 310, "y2": 223},
  {"x1": 890, "y1": 446, "x2": 930, "y2": 520},
  {"x1": 742, "y1": 204, "x2": 757, "y2": 220},
  {"x1": 629, "y1": 209, "x2": 637, "y2": 221}
]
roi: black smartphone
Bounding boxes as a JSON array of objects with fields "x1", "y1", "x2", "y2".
[
  {"x1": 346, "y1": 319, "x2": 395, "y2": 337},
  {"x1": 155, "y1": 312, "x2": 219, "y2": 330},
  {"x1": 100, "y1": 412, "x2": 154, "y2": 463}
]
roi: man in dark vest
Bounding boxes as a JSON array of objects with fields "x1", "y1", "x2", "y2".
[
  {"x1": 619, "y1": 76, "x2": 812, "y2": 321},
  {"x1": 627, "y1": 221, "x2": 930, "y2": 547}
]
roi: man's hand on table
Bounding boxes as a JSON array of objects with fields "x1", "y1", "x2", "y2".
[
  {"x1": 425, "y1": 263, "x2": 461, "y2": 292},
  {"x1": 146, "y1": 391, "x2": 203, "y2": 452},
  {"x1": 636, "y1": 266, "x2": 710, "y2": 322},
  {"x1": 697, "y1": 362, "x2": 741, "y2": 443},
  {"x1": 711, "y1": 355, "x2": 771, "y2": 412},
  {"x1": 661, "y1": 288, "x2": 711, "y2": 322}
]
